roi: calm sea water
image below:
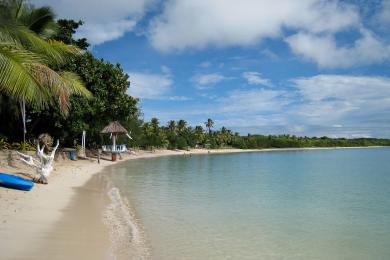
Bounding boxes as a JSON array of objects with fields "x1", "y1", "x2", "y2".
[{"x1": 107, "y1": 148, "x2": 390, "y2": 259}]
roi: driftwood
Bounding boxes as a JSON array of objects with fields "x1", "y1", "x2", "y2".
[{"x1": 16, "y1": 140, "x2": 59, "y2": 184}]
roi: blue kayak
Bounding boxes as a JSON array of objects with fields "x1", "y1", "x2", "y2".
[{"x1": 0, "y1": 173, "x2": 34, "y2": 191}]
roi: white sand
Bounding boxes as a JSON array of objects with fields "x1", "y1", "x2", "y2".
[{"x1": 0, "y1": 157, "x2": 113, "y2": 259}]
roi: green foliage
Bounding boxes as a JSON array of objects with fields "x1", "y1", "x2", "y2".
[
  {"x1": 55, "y1": 19, "x2": 89, "y2": 50},
  {"x1": 0, "y1": 16, "x2": 138, "y2": 144},
  {"x1": 0, "y1": 1, "x2": 90, "y2": 145},
  {"x1": 28, "y1": 51, "x2": 139, "y2": 147},
  {"x1": 205, "y1": 118, "x2": 214, "y2": 135},
  {"x1": 11, "y1": 141, "x2": 35, "y2": 151},
  {"x1": 176, "y1": 136, "x2": 188, "y2": 150},
  {"x1": 231, "y1": 134, "x2": 390, "y2": 149},
  {"x1": 131, "y1": 118, "x2": 390, "y2": 150},
  {"x1": 0, "y1": 1, "x2": 90, "y2": 112},
  {"x1": 0, "y1": 137, "x2": 10, "y2": 150}
]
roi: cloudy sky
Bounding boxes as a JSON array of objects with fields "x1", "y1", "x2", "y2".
[{"x1": 33, "y1": 0, "x2": 390, "y2": 137}]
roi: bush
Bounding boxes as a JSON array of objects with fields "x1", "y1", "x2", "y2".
[
  {"x1": 11, "y1": 141, "x2": 36, "y2": 151},
  {"x1": 0, "y1": 138, "x2": 10, "y2": 150},
  {"x1": 176, "y1": 136, "x2": 188, "y2": 150}
]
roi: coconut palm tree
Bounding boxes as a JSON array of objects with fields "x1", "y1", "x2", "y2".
[
  {"x1": 194, "y1": 125, "x2": 205, "y2": 145},
  {"x1": 0, "y1": 0, "x2": 91, "y2": 140},
  {"x1": 177, "y1": 119, "x2": 187, "y2": 134},
  {"x1": 167, "y1": 120, "x2": 176, "y2": 133},
  {"x1": 151, "y1": 118, "x2": 160, "y2": 133},
  {"x1": 205, "y1": 118, "x2": 214, "y2": 135}
]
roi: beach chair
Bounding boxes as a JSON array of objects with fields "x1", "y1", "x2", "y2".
[{"x1": 118, "y1": 144, "x2": 127, "y2": 153}]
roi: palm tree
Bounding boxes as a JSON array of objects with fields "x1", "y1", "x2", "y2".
[
  {"x1": 177, "y1": 119, "x2": 187, "y2": 134},
  {"x1": 167, "y1": 120, "x2": 176, "y2": 133},
  {"x1": 150, "y1": 117, "x2": 160, "y2": 133},
  {"x1": 205, "y1": 118, "x2": 214, "y2": 135},
  {"x1": 0, "y1": 0, "x2": 91, "y2": 140},
  {"x1": 194, "y1": 125, "x2": 205, "y2": 145},
  {"x1": 142, "y1": 122, "x2": 154, "y2": 149}
]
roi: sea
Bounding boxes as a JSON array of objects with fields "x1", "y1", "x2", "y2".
[{"x1": 105, "y1": 147, "x2": 390, "y2": 259}]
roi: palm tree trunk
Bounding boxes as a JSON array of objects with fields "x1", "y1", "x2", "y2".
[{"x1": 19, "y1": 99, "x2": 26, "y2": 142}]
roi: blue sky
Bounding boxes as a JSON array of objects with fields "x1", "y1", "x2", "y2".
[{"x1": 34, "y1": 0, "x2": 390, "y2": 137}]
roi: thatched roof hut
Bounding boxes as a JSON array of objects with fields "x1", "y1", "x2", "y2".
[
  {"x1": 101, "y1": 121, "x2": 128, "y2": 134},
  {"x1": 100, "y1": 121, "x2": 130, "y2": 161}
]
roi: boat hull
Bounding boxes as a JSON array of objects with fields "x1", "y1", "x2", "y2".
[{"x1": 0, "y1": 173, "x2": 34, "y2": 191}]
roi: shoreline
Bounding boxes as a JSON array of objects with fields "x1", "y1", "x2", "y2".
[{"x1": 0, "y1": 146, "x2": 388, "y2": 259}]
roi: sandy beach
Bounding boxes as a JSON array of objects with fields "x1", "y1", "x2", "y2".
[
  {"x1": 0, "y1": 146, "x2": 386, "y2": 259},
  {"x1": 0, "y1": 148, "x2": 247, "y2": 259}
]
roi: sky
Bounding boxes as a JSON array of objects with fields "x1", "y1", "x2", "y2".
[{"x1": 32, "y1": 0, "x2": 390, "y2": 138}]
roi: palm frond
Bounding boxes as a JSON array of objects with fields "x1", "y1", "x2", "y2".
[
  {"x1": 47, "y1": 40, "x2": 81, "y2": 58},
  {"x1": 19, "y1": 5, "x2": 59, "y2": 38},
  {"x1": 0, "y1": 0, "x2": 21, "y2": 20},
  {"x1": 14, "y1": 0, "x2": 24, "y2": 20},
  {"x1": 59, "y1": 71, "x2": 92, "y2": 98},
  {"x1": 21, "y1": 6, "x2": 56, "y2": 33},
  {"x1": 0, "y1": 1, "x2": 89, "y2": 116},
  {"x1": 0, "y1": 23, "x2": 81, "y2": 65},
  {"x1": 0, "y1": 42, "x2": 51, "y2": 107},
  {"x1": 28, "y1": 64, "x2": 92, "y2": 115}
]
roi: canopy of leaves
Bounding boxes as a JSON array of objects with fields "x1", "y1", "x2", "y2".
[
  {"x1": 0, "y1": 18, "x2": 138, "y2": 144},
  {"x1": 0, "y1": 0, "x2": 90, "y2": 113},
  {"x1": 28, "y1": 51, "x2": 139, "y2": 146}
]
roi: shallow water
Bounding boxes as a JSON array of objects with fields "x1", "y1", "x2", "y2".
[{"x1": 108, "y1": 148, "x2": 390, "y2": 259}]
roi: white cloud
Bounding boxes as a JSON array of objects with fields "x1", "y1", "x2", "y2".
[
  {"x1": 32, "y1": 0, "x2": 155, "y2": 45},
  {"x1": 161, "y1": 65, "x2": 171, "y2": 74},
  {"x1": 260, "y1": 49, "x2": 279, "y2": 61},
  {"x1": 292, "y1": 75, "x2": 390, "y2": 102},
  {"x1": 290, "y1": 75, "x2": 390, "y2": 124},
  {"x1": 77, "y1": 20, "x2": 136, "y2": 45},
  {"x1": 242, "y1": 72, "x2": 272, "y2": 87},
  {"x1": 148, "y1": 0, "x2": 359, "y2": 52},
  {"x1": 219, "y1": 75, "x2": 390, "y2": 136},
  {"x1": 199, "y1": 61, "x2": 212, "y2": 68},
  {"x1": 378, "y1": 0, "x2": 390, "y2": 25},
  {"x1": 286, "y1": 29, "x2": 390, "y2": 68},
  {"x1": 192, "y1": 73, "x2": 228, "y2": 89},
  {"x1": 215, "y1": 115, "x2": 286, "y2": 129},
  {"x1": 146, "y1": 0, "x2": 390, "y2": 67},
  {"x1": 127, "y1": 71, "x2": 173, "y2": 99},
  {"x1": 168, "y1": 96, "x2": 191, "y2": 101},
  {"x1": 144, "y1": 74, "x2": 390, "y2": 137},
  {"x1": 217, "y1": 89, "x2": 288, "y2": 114}
]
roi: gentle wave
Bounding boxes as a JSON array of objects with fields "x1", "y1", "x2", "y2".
[{"x1": 103, "y1": 185, "x2": 150, "y2": 260}]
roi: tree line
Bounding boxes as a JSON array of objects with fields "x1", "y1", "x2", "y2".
[
  {"x1": 130, "y1": 118, "x2": 235, "y2": 150},
  {"x1": 125, "y1": 118, "x2": 390, "y2": 150}
]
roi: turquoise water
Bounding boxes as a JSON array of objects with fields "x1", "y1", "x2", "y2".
[{"x1": 107, "y1": 148, "x2": 390, "y2": 259}]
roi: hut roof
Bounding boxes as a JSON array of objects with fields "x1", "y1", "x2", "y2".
[{"x1": 101, "y1": 121, "x2": 128, "y2": 134}]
